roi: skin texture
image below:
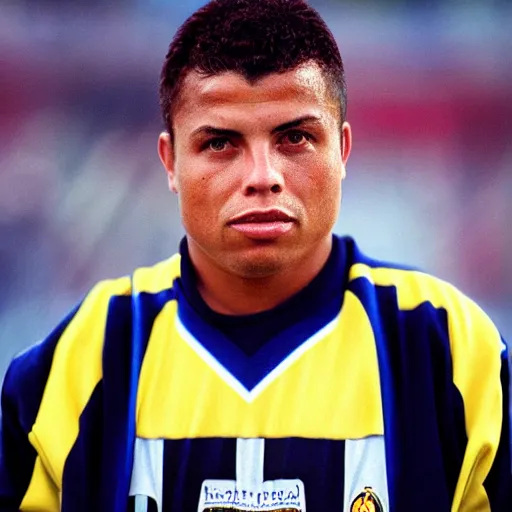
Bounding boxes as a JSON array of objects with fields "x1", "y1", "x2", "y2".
[{"x1": 158, "y1": 62, "x2": 352, "y2": 315}]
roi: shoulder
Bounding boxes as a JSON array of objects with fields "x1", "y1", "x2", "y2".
[
  {"x1": 341, "y1": 236, "x2": 503, "y2": 354},
  {"x1": 12, "y1": 252, "x2": 181, "y2": 363},
  {"x1": 1, "y1": 276, "x2": 130, "y2": 433},
  {"x1": 2, "y1": 253, "x2": 182, "y2": 431},
  {"x1": 6, "y1": 274, "x2": 131, "y2": 379}
]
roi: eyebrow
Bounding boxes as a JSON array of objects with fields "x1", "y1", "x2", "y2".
[
  {"x1": 190, "y1": 115, "x2": 322, "y2": 139},
  {"x1": 271, "y1": 115, "x2": 322, "y2": 134},
  {"x1": 191, "y1": 126, "x2": 241, "y2": 138}
]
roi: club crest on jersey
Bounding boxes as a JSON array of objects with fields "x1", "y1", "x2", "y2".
[{"x1": 350, "y1": 487, "x2": 383, "y2": 512}]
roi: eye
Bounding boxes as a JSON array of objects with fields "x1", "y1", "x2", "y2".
[
  {"x1": 206, "y1": 137, "x2": 231, "y2": 152},
  {"x1": 287, "y1": 132, "x2": 306, "y2": 144},
  {"x1": 280, "y1": 130, "x2": 313, "y2": 146}
]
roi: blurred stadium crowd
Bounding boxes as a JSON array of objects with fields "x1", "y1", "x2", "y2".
[{"x1": 1, "y1": 0, "x2": 511, "y2": 377}]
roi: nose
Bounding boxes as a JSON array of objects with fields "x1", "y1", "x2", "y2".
[{"x1": 242, "y1": 146, "x2": 284, "y2": 196}]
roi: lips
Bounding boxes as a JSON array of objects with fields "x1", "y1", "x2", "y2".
[
  {"x1": 228, "y1": 209, "x2": 294, "y2": 225},
  {"x1": 227, "y1": 209, "x2": 295, "y2": 240}
]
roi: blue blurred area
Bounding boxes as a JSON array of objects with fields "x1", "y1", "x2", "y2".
[{"x1": 1, "y1": 0, "x2": 511, "y2": 377}]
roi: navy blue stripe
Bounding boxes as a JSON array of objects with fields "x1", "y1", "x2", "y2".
[
  {"x1": 99, "y1": 289, "x2": 175, "y2": 512},
  {"x1": 0, "y1": 303, "x2": 80, "y2": 509},
  {"x1": 61, "y1": 383, "x2": 104, "y2": 511},
  {"x1": 483, "y1": 343, "x2": 512, "y2": 508},
  {"x1": 264, "y1": 438, "x2": 345, "y2": 509},
  {"x1": 162, "y1": 438, "x2": 237, "y2": 511},
  {"x1": 97, "y1": 294, "x2": 134, "y2": 512},
  {"x1": 348, "y1": 278, "x2": 467, "y2": 511}
]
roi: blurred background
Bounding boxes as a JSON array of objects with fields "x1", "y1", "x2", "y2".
[{"x1": 0, "y1": 0, "x2": 511, "y2": 378}]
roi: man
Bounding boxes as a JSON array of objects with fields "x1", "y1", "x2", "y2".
[{"x1": 0, "y1": 0, "x2": 510, "y2": 510}]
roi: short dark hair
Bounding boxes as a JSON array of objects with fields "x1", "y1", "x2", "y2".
[{"x1": 159, "y1": 0, "x2": 347, "y2": 135}]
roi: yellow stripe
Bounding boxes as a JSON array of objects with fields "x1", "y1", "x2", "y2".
[
  {"x1": 19, "y1": 456, "x2": 60, "y2": 511},
  {"x1": 449, "y1": 300, "x2": 501, "y2": 512},
  {"x1": 29, "y1": 277, "x2": 131, "y2": 490},
  {"x1": 350, "y1": 263, "x2": 502, "y2": 511},
  {"x1": 136, "y1": 291, "x2": 383, "y2": 440},
  {"x1": 349, "y1": 263, "x2": 459, "y2": 310},
  {"x1": 132, "y1": 254, "x2": 181, "y2": 294}
]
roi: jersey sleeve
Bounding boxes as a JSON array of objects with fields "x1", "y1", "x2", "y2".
[
  {"x1": 479, "y1": 338, "x2": 512, "y2": 509},
  {"x1": 0, "y1": 276, "x2": 131, "y2": 511},
  {"x1": 450, "y1": 294, "x2": 512, "y2": 510},
  {"x1": 0, "y1": 364, "x2": 39, "y2": 510},
  {"x1": 0, "y1": 306, "x2": 79, "y2": 511}
]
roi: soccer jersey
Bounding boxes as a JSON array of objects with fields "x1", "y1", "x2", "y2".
[{"x1": 0, "y1": 235, "x2": 510, "y2": 511}]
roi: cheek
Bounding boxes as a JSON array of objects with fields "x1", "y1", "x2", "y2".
[
  {"x1": 295, "y1": 157, "x2": 342, "y2": 203},
  {"x1": 174, "y1": 172, "x2": 203, "y2": 226},
  {"x1": 315, "y1": 174, "x2": 341, "y2": 215},
  {"x1": 300, "y1": 160, "x2": 342, "y2": 227},
  {"x1": 175, "y1": 168, "x2": 231, "y2": 230}
]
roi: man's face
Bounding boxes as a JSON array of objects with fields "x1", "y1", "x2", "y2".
[{"x1": 158, "y1": 63, "x2": 352, "y2": 278}]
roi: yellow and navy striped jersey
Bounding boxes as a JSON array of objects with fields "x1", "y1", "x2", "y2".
[{"x1": 0, "y1": 235, "x2": 510, "y2": 511}]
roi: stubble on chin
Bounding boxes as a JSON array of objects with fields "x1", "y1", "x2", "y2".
[{"x1": 223, "y1": 246, "x2": 290, "y2": 280}]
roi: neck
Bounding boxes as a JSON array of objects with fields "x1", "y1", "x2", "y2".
[{"x1": 187, "y1": 237, "x2": 333, "y2": 315}]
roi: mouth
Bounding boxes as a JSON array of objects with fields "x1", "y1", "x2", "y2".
[
  {"x1": 227, "y1": 209, "x2": 295, "y2": 240},
  {"x1": 228, "y1": 209, "x2": 294, "y2": 225}
]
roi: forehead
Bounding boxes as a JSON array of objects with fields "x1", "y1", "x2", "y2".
[{"x1": 174, "y1": 63, "x2": 338, "y2": 126}]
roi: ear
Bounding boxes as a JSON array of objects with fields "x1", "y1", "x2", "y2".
[
  {"x1": 340, "y1": 121, "x2": 352, "y2": 180},
  {"x1": 158, "y1": 132, "x2": 178, "y2": 193}
]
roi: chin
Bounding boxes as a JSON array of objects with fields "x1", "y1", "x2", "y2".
[
  {"x1": 230, "y1": 251, "x2": 288, "y2": 279},
  {"x1": 239, "y1": 262, "x2": 284, "y2": 279}
]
